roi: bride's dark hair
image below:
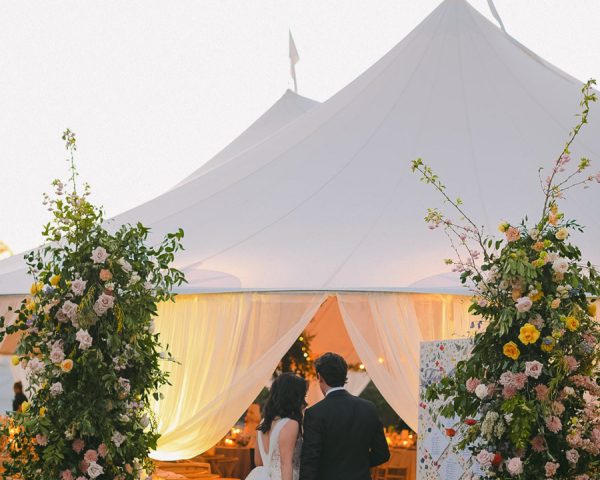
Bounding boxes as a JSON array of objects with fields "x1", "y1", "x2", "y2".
[{"x1": 258, "y1": 372, "x2": 307, "y2": 433}]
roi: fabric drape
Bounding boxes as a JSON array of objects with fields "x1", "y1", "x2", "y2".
[
  {"x1": 336, "y1": 292, "x2": 479, "y2": 432},
  {"x1": 337, "y1": 292, "x2": 424, "y2": 431},
  {"x1": 151, "y1": 292, "x2": 326, "y2": 460}
]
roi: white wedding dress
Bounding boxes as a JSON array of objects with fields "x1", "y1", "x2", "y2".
[{"x1": 246, "y1": 418, "x2": 302, "y2": 480}]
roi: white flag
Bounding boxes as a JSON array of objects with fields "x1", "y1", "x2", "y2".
[{"x1": 289, "y1": 30, "x2": 300, "y2": 92}]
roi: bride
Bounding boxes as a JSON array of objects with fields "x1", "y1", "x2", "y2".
[{"x1": 247, "y1": 372, "x2": 307, "y2": 480}]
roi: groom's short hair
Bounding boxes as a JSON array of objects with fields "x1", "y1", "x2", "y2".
[{"x1": 315, "y1": 353, "x2": 348, "y2": 388}]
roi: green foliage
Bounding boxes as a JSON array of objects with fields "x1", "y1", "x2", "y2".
[{"x1": 0, "y1": 131, "x2": 185, "y2": 480}]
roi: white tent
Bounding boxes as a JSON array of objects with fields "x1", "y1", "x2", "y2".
[{"x1": 2, "y1": 0, "x2": 600, "y2": 460}]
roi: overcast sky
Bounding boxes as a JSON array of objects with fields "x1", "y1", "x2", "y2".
[{"x1": 1, "y1": 0, "x2": 599, "y2": 254}]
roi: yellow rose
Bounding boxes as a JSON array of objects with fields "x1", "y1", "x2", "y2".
[
  {"x1": 25, "y1": 300, "x2": 36, "y2": 312},
  {"x1": 11, "y1": 355, "x2": 20, "y2": 366},
  {"x1": 49, "y1": 274, "x2": 61, "y2": 287},
  {"x1": 551, "y1": 298, "x2": 561, "y2": 309},
  {"x1": 541, "y1": 336, "x2": 556, "y2": 352},
  {"x1": 503, "y1": 341, "x2": 521, "y2": 360},
  {"x1": 588, "y1": 302, "x2": 597, "y2": 318},
  {"x1": 555, "y1": 228, "x2": 569, "y2": 241},
  {"x1": 30, "y1": 282, "x2": 43, "y2": 295},
  {"x1": 39, "y1": 407, "x2": 47, "y2": 417},
  {"x1": 518, "y1": 323, "x2": 541, "y2": 345},
  {"x1": 498, "y1": 222, "x2": 509, "y2": 233},
  {"x1": 61, "y1": 359, "x2": 73, "y2": 373},
  {"x1": 530, "y1": 290, "x2": 544, "y2": 302},
  {"x1": 21, "y1": 401, "x2": 30, "y2": 413},
  {"x1": 565, "y1": 316, "x2": 580, "y2": 332}
]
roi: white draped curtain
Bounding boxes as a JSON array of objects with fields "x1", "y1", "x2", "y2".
[{"x1": 152, "y1": 292, "x2": 327, "y2": 460}]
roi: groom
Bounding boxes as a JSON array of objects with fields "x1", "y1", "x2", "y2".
[{"x1": 300, "y1": 353, "x2": 390, "y2": 480}]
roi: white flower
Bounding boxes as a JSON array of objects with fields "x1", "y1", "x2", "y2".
[
  {"x1": 75, "y1": 329, "x2": 93, "y2": 350},
  {"x1": 159, "y1": 352, "x2": 167, "y2": 359},
  {"x1": 50, "y1": 346, "x2": 65, "y2": 364},
  {"x1": 87, "y1": 461, "x2": 104, "y2": 479},
  {"x1": 128, "y1": 272, "x2": 141, "y2": 286},
  {"x1": 515, "y1": 296, "x2": 533, "y2": 313},
  {"x1": 61, "y1": 300, "x2": 79, "y2": 320},
  {"x1": 528, "y1": 228, "x2": 540, "y2": 240},
  {"x1": 50, "y1": 382, "x2": 63, "y2": 396},
  {"x1": 563, "y1": 386, "x2": 575, "y2": 396},
  {"x1": 93, "y1": 293, "x2": 115, "y2": 316},
  {"x1": 118, "y1": 377, "x2": 131, "y2": 394},
  {"x1": 475, "y1": 384, "x2": 488, "y2": 400},
  {"x1": 504, "y1": 413, "x2": 513, "y2": 424},
  {"x1": 90, "y1": 246, "x2": 109, "y2": 264},
  {"x1": 111, "y1": 431, "x2": 126, "y2": 447},
  {"x1": 26, "y1": 357, "x2": 44, "y2": 376},
  {"x1": 525, "y1": 360, "x2": 543, "y2": 379},
  {"x1": 71, "y1": 278, "x2": 87, "y2": 296},
  {"x1": 119, "y1": 414, "x2": 130, "y2": 423},
  {"x1": 143, "y1": 281, "x2": 153, "y2": 290},
  {"x1": 118, "y1": 258, "x2": 132, "y2": 273},
  {"x1": 139, "y1": 415, "x2": 150, "y2": 428},
  {"x1": 552, "y1": 257, "x2": 569, "y2": 274}
]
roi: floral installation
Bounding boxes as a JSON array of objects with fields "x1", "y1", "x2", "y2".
[
  {"x1": 0, "y1": 130, "x2": 185, "y2": 479},
  {"x1": 413, "y1": 80, "x2": 600, "y2": 479}
]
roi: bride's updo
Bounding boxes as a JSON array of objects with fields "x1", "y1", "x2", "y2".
[{"x1": 258, "y1": 372, "x2": 307, "y2": 433}]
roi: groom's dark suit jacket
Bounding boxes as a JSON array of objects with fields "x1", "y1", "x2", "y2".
[{"x1": 300, "y1": 389, "x2": 390, "y2": 480}]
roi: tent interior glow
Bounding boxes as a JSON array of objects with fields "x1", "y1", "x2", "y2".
[{"x1": 1, "y1": 0, "x2": 600, "y2": 460}]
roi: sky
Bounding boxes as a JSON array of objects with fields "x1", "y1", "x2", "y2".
[{"x1": 1, "y1": 0, "x2": 599, "y2": 254}]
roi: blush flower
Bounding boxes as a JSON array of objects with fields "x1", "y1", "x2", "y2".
[
  {"x1": 545, "y1": 415, "x2": 562, "y2": 433},
  {"x1": 71, "y1": 278, "x2": 87, "y2": 296},
  {"x1": 505, "y1": 227, "x2": 521, "y2": 242},
  {"x1": 506, "y1": 457, "x2": 523, "y2": 476},
  {"x1": 90, "y1": 246, "x2": 109, "y2": 264},
  {"x1": 545, "y1": 462, "x2": 559, "y2": 477},
  {"x1": 525, "y1": 360, "x2": 543, "y2": 379},
  {"x1": 75, "y1": 329, "x2": 93, "y2": 350},
  {"x1": 515, "y1": 296, "x2": 533, "y2": 313},
  {"x1": 466, "y1": 377, "x2": 481, "y2": 393}
]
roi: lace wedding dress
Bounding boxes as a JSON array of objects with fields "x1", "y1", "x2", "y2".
[{"x1": 246, "y1": 418, "x2": 302, "y2": 480}]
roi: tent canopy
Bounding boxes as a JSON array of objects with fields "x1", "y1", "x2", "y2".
[{"x1": 1, "y1": 0, "x2": 599, "y2": 296}]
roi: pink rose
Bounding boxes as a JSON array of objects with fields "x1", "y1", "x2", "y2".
[
  {"x1": 99, "y1": 269, "x2": 113, "y2": 282},
  {"x1": 525, "y1": 361, "x2": 543, "y2": 379},
  {"x1": 71, "y1": 278, "x2": 87, "y2": 296},
  {"x1": 506, "y1": 457, "x2": 523, "y2": 476},
  {"x1": 515, "y1": 296, "x2": 533, "y2": 313},
  {"x1": 466, "y1": 377, "x2": 481, "y2": 393},
  {"x1": 545, "y1": 462, "x2": 559, "y2": 477},
  {"x1": 84, "y1": 449, "x2": 98, "y2": 463},
  {"x1": 476, "y1": 450, "x2": 494, "y2": 467},
  {"x1": 72, "y1": 439, "x2": 85, "y2": 453},
  {"x1": 566, "y1": 449, "x2": 579, "y2": 464},
  {"x1": 90, "y1": 246, "x2": 109, "y2": 264},
  {"x1": 35, "y1": 434, "x2": 48, "y2": 446},
  {"x1": 93, "y1": 293, "x2": 114, "y2": 316}
]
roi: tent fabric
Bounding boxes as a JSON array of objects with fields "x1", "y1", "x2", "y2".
[
  {"x1": 106, "y1": 0, "x2": 600, "y2": 293},
  {"x1": 173, "y1": 89, "x2": 318, "y2": 187}
]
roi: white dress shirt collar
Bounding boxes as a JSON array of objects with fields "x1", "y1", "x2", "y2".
[{"x1": 325, "y1": 387, "x2": 346, "y2": 396}]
